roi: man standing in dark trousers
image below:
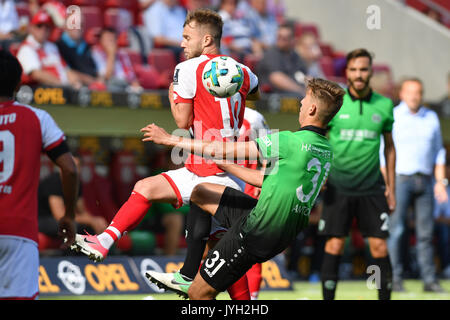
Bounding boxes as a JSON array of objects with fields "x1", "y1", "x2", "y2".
[
  {"x1": 386, "y1": 78, "x2": 447, "y2": 293},
  {"x1": 318, "y1": 48, "x2": 396, "y2": 300}
]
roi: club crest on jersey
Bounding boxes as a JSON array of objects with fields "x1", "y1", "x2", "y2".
[
  {"x1": 173, "y1": 68, "x2": 180, "y2": 84},
  {"x1": 372, "y1": 113, "x2": 382, "y2": 123}
]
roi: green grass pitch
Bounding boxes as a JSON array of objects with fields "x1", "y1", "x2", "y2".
[{"x1": 41, "y1": 279, "x2": 450, "y2": 300}]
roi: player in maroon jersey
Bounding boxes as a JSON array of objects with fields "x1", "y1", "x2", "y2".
[{"x1": 0, "y1": 50, "x2": 78, "y2": 299}]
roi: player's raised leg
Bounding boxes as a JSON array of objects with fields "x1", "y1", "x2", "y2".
[
  {"x1": 188, "y1": 271, "x2": 219, "y2": 300},
  {"x1": 146, "y1": 183, "x2": 227, "y2": 295},
  {"x1": 71, "y1": 174, "x2": 178, "y2": 262}
]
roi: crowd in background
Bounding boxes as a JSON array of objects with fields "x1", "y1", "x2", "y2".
[{"x1": 0, "y1": 0, "x2": 449, "y2": 281}]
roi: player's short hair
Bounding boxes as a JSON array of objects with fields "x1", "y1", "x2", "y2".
[
  {"x1": 346, "y1": 48, "x2": 373, "y2": 67},
  {"x1": 184, "y1": 9, "x2": 223, "y2": 45},
  {"x1": 306, "y1": 78, "x2": 345, "y2": 124},
  {"x1": 0, "y1": 50, "x2": 23, "y2": 97}
]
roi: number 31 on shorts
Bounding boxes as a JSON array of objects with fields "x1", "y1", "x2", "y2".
[{"x1": 204, "y1": 250, "x2": 226, "y2": 278}]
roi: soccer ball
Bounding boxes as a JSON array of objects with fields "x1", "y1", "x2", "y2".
[{"x1": 202, "y1": 56, "x2": 244, "y2": 98}]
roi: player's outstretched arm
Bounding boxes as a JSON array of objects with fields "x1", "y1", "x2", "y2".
[
  {"x1": 141, "y1": 123, "x2": 260, "y2": 160},
  {"x1": 215, "y1": 161, "x2": 264, "y2": 187}
]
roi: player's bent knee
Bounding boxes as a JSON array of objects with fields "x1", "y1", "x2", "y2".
[
  {"x1": 325, "y1": 237, "x2": 345, "y2": 255},
  {"x1": 191, "y1": 183, "x2": 212, "y2": 206},
  {"x1": 369, "y1": 238, "x2": 388, "y2": 258}
]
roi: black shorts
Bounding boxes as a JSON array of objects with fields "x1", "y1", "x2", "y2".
[
  {"x1": 318, "y1": 184, "x2": 390, "y2": 239},
  {"x1": 199, "y1": 187, "x2": 261, "y2": 292}
]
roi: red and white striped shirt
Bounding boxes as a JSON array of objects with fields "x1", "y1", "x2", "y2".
[
  {"x1": 173, "y1": 54, "x2": 258, "y2": 177},
  {"x1": 17, "y1": 34, "x2": 69, "y2": 84}
]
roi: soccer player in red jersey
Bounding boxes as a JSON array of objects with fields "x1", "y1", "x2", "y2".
[
  {"x1": 0, "y1": 50, "x2": 78, "y2": 300},
  {"x1": 71, "y1": 9, "x2": 259, "y2": 283}
]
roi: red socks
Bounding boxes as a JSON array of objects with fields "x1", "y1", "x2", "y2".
[
  {"x1": 104, "y1": 191, "x2": 151, "y2": 241},
  {"x1": 246, "y1": 263, "x2": 262, "y2": 299},
  {"x1": 227, "y1": 273, "x2": 251, "y2": 300}
]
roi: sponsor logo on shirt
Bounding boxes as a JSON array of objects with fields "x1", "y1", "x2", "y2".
[{"x1": 340, "y1": 129, "x2": 377, "y2": 141}]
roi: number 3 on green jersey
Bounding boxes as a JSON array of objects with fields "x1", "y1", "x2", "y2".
[{"x1": 297, "y1": 158, "x2": 331, "y2": 203}]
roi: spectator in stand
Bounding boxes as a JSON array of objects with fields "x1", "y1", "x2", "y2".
[
  {"x1": 16, "y1": 10, "x2": 89, "y2": 89},
  {"x1": 257, "y1": 21, "x2": 308, "y2": 95},
  {"x1": 386, "y1": 78, "x2": 448, "y2": 293},
  {"x1": 91, "y1": 27, "x2": 143, "y2": 93},
  {"x1": 142, "y1": 0, "x2": 186, "y2": 61},
  {"x1": 433, "y1": 154, "x2": 450, "y2": 279},
  {"x1": 237, "y1": 0, "x2": 279, "y2": 50},
  {"x1": 0, "y1": 0, "x2": 20, "y2": 50},
  {"x1": 218, "y1": 0, "x2": 262, "y2": 60},
  {"x1": 38, "y1": 157, "x2": 108, "y2": 249},
  {"x1": 56, "y1": 20, "x2": 98, "y2": 80},
  {"x1": 295, "y1": 31, "x2": 325, "y2": 79}
]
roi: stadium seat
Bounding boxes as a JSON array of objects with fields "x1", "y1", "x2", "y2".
[
  {"x1": 68, "y1": 0, "x2": 100, "y2": 7},
  {"x1": 8, "y1": 42, "x2": 20, "y2": 56},
  {"x1": 294, "y1": 22, "x2": 320, "y2": 39},
  {"x1": 124, "y1": 49, "x2": 142, "y2": 66},
  {"x1": 104, "y1": 8, "x2": 120, "y2": 29},
  {"x1": 333, "y1": 56, "x2": 347, "y2": 78},
  {"x1": 38, "y1": 232, "x2": 61, "y2": 252},
  {"x1": 15, "y1": 2, "x2": 30, "y2": 18},
  {"x1": 117, "y1": 30, "x2": 129, "y2": 47},
  {"x1": 109, "y1": 150, "x2": 140, "y2": 206},
  {"x1": 319, "y1": 56, "x2": 335, "y2": 78},
  {"x1": 147, "y1": 49, "x2": 177, "y2": 88},
  {"x1": 84, "y1": 27, "x2": 101, "y2": 45},
  {"x1": 134, "y1": 64, "x2": 161, "y2": 89},
  {"x1": 49, "y1": 28, "x2": 63, "y2": 42},
  {"x1": 406, "y1": 0, "x2": 429, "y2": 12},
  {"x1": 80, "y1": 6, "x2": 103, "y2": 31},
  {"x1": 243, "y1": 54, "x2": 261, "y2": 73},
  {"x1": 319, "y1": 42, "x2": 334, "y2": 58},
  {"x1": 78, "y1": 151, "x2": 119, "y2": 223},
  {"x1": 147, "y1": 49, "x2": 177, "y2": 73},
  {"x1": 104, "y1": 7, "x2": 134, "y2": 32}
]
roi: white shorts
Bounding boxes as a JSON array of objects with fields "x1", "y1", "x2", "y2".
[
  {"x1": 161, "y1": 167, "x2": 241, "y2": 237},
  {"x1": 161, "y1": 167, "x2": 242, "y2": 209},
  {"x1": 0, "y1": 236, "x2": 39, "y2": 299}
]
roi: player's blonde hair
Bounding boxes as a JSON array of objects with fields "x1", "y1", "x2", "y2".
[
  {"x1": 306, "y1": 78, "x2": 345, "y2": 124},
  {"x1": 184, "y1": 9, "x2": 223, "y2": 46}
]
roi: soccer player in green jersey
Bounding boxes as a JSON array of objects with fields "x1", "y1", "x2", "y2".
[
  {"x1": 142, "y1": 78, "x2": 345, "y2": 300},
  {"x1": 318, "y1": 48, "x2": 396, "y2": 300}
]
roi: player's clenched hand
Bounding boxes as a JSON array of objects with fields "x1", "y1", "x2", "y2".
[
  {"x1": 141, "y1": 123, "x2": 173, "y2": 146},
  {"x1": 385, "y1": 187, "x2": 396, "y2": 213}
]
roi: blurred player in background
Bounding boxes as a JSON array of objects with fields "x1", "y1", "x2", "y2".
[
  {"x1": 318, "y1": 48, "x2": 396, "y2": 300},
  {"x1": 143, "y1": 78, "x2": 345, "y2": 299},
  {"x1": 70, "y1": 9, "x2": 260, "y2": 297},
  {"x1": 0, "y1": 50, "x2": 78, "y2": 300}
]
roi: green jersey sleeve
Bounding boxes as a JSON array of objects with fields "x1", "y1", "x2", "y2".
[{"x1": 256, "y1": 131, "x2": 290, "y2": 159}]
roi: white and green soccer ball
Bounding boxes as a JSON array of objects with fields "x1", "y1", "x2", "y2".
[{"x1": 202, "y1": 56, "x2": 244, "y2": 98}]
